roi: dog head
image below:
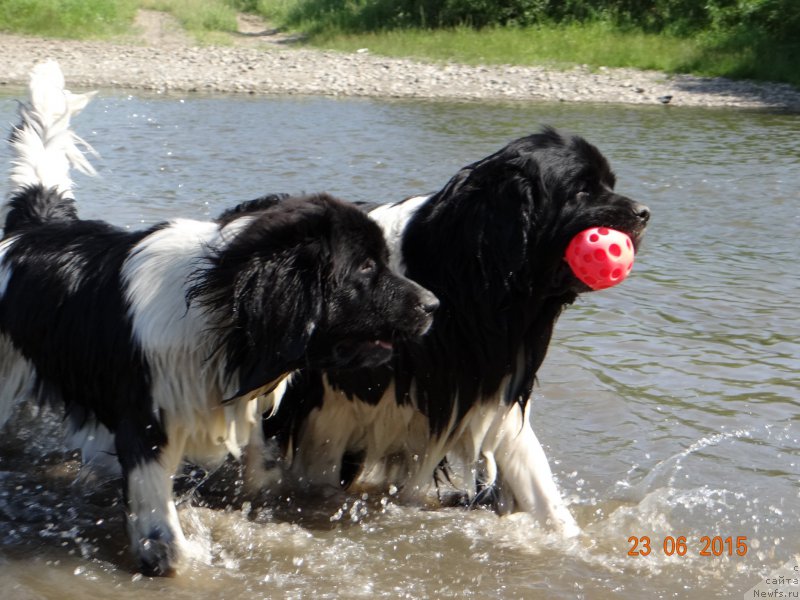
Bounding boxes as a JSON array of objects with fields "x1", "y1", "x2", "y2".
[
  {"x1": 302, "y1": 194, "x2": 439, "y2": 370},
  {"x1": 523, "y1": 127, "x2": 650, "y2": 292},
  {"x1": 406, "y1": 126, "x2": 649, "y2": 298},
  {"x1": 202, "y1": 193, "x2": 438, "y2": 399},
  {"x1": 526, "y1": 127, "x2": 649, "y2": 248}
]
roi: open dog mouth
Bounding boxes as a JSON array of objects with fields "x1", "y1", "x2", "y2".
[
  {"x1": 355, "y1": 337, "x2": 395, "y2": 358},
  {"x1": 370, "y1": 339, "x2": 394, "y2": 351},
  {"x1": 329, "y1": 336, "x2": 396, "y2": 369}
]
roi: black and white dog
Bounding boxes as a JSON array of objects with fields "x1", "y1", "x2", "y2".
[
  {"x1": 0, "y1": 62, "x2": 437, "y2": 575},
  {"x1": 246, "y1": 127, "x2": 650, "y2": 536}
]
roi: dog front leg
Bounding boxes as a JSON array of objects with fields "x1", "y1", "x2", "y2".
[
  {"x1": 488, "y1": 404, "x2": 580, "y2": 537},
  {"x1": 116, "y1": 418, "x2": 188, "y2": 576}
]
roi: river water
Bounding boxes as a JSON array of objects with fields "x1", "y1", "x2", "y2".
[{"x1": 0, "y1": 90, "x2": 798, "y2": 599}]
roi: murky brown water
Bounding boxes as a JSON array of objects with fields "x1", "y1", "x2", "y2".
[{"x1": 0, "y1": 92, "x2": 798, "y2": 599}]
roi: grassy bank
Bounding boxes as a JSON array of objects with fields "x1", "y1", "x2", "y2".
[
  {"x1": 0, "y1": 0, "x2": 241, "y2": 39},
  {"x1": 255, "y1": 0, "x2": 800, "y2": 87},
  {"x1": 307, "y1": 23, "x2": 704, "y2": 73},
  {"x1": 0, "y1": 0, "x2": 137, "y2": 38},
  {"x1": 295, "y1": 23, "x2": 799, "y2": 86}
]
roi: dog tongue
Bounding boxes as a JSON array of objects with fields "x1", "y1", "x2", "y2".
[{"x1": 565, "y1": 227, "x2": 635, "y2": 290}]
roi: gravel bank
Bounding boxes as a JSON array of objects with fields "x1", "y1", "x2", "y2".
[{"x1": 1, "y1": 27, "x2": 798, "y2": 110}]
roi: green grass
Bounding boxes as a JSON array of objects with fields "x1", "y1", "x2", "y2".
[
  {"x1": 262, "y1": 16, "x2": 799, "y2": 86},
  {"x1": 0, "y1": 0, "x2": 240, "y2": 39},
  {"x1": 0, "y1": 0, "x2": 137, "y2": 38},
  {"x1": 309, "y1": 23, "x2": 707, "y2": 73},
  {"x1": 253, "y1": 0, "x2": 800, "y2": 86},
  {"x1": 678, "y1": 27, "x2": 800, "y2": 86}
]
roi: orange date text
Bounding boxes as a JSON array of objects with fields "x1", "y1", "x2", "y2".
[{"x1": 627, "y1": 535, "x2": 748, "y2": 557}]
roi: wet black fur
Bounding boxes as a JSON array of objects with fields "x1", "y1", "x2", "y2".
[{"x1": 1, "y1": 186, "x2": 160, "y2": 456}]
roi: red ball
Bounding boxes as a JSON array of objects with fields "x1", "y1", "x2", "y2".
[{"x1": 565, "y1": 227, "x2": 635, "y2": 290}]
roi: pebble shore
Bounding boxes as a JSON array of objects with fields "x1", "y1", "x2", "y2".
[{"x1": 1, "y1": 30, "x2": 799, "y2": 110}]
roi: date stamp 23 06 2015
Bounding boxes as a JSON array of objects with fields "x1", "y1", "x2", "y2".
[{"x1": 627, "y1": 535, "x2": 749, "y2": 558}]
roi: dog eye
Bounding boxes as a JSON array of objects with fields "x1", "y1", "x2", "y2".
[{"x1": 359, "y1": 258, "x2": 376, "y2": 275}]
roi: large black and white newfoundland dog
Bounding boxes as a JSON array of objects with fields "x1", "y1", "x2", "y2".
[
  {"x1": 0, "y1": 62, "x2": 437, "y2": 575},
  {"x1": 245, "y1": 126, "x2": 650, "y2": 536}
]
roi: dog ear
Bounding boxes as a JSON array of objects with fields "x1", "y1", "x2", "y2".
[
  {"x1": 222, "y1": 248, "x2": 325, "y2": 402},
  {"x1": 404, "y1": 157, "x2": 539, "y2": 298},
  {"x1": 190, "y1": 202, "x2": 330, "y2": 401}
]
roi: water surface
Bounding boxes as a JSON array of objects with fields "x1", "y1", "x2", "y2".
[{"x1": 0, "y1": 91, "x2": 798, "y2": 599}]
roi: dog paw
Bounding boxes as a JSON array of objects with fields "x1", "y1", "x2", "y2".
[{"x1": 136, "y1": 533, "x2": 179, "y2": 577}]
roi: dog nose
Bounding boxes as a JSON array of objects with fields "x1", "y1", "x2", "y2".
[
  {"x1": 633, "y1": 203, "x2": 650, "y2": 223},
  {"x1": 418, "y1": 290, "x2": 439, "y2": 315}
]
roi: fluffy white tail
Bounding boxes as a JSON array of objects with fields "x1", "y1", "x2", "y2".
[{"x1": 8, "y1": 60, "x2": 97, "y2": 200}]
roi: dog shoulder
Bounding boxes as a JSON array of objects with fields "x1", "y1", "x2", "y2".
[{"x1": 122, "y1": 218, "x2": 227, "y2": 350}]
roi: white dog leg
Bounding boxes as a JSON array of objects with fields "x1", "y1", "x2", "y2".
[
  {"x1": 121, "y1": 427, "x2": 188, "y2": 576},
  {"x1": 488, "y1": 404, "x2": 580, "y2": 537}
]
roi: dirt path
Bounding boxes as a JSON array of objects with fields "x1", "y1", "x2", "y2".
[{"x1": 133, "y1": 9, "x2": 193, "y2": 46}]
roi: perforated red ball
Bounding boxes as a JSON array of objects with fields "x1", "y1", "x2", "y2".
[{"x1": 565, "y1": 227, "x2": 635, "y2": 290}]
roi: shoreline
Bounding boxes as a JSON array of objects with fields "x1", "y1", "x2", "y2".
[{"x1": 1, "y1": 30, "x2": 799, "y2": 110}]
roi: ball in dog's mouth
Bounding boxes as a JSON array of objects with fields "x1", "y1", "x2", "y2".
[{"x1": 565, "y1": 227, "x2": 635, "y2": 290}]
